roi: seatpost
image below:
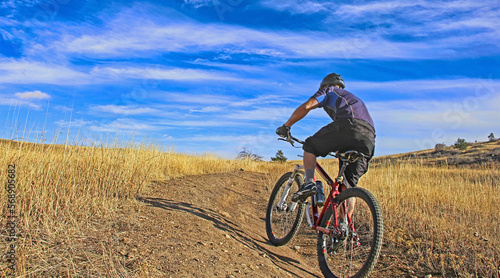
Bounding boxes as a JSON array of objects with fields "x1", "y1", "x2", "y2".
[{"x1": 335, "y1": 161, "x2": 349, "y2": 183}]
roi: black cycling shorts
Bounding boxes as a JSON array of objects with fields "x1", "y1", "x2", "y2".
[
  {"x1": 302, "y1": 118, "x2": 375, "y2": 188},
  {"x1": 303, "y1": 118, "x2": 375, "y2": 157}
]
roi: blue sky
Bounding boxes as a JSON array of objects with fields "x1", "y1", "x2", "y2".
[{"x1": 1, "y1": 0, "x2": 499, "y2": 160}]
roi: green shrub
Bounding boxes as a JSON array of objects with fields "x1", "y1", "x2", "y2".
[{"x1": 453, "y1": 138, "x2": 469, "y2": 151}]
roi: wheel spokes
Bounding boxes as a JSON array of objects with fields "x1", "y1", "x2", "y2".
[
  {"x1": 323, "y1": 195, "x2": 375, "y2": 277},
  {"x1": 270, "y1": 178, "x2": 301, "y2": 240}
]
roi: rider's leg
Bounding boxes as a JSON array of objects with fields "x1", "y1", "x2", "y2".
[
  {"x1": 303, "y1": 151, "x2": 316, "y2": 183},
  {"x1": 338, "y1": 183, "x2": 356, "y2": 227},
  {"x1": 339, "y1": 157, "x2": 370, "y2": 223},
  {"x1": 291, "y1": 151, "x2": 318, "y2": 201}
]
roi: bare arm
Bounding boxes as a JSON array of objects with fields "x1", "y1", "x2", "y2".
[{"x1": 284, "y1": 98, "x2": 319, "y2": 127}]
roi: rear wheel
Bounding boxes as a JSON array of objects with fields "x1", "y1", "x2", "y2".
[
  {"x1": 317, "y1": 187, "x2": 383, "y2": 278},
  {"x1": 265, "y1": 172, "x2": 305, "y2": 246}
]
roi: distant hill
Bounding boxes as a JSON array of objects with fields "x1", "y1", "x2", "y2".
[
  {"x1": 0, "y1": 138, "x2": 76, "y2": 153},
  {"x1": 372, "y1": 139, "x2": 500, "y2": 166}
]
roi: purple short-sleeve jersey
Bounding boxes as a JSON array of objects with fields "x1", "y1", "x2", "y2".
[{"x1": 312, "y1": 86, "x2": 375, "y2": 129}]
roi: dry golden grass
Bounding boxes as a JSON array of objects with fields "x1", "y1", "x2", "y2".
[
  {"x1": 0, "y1": 139, "x2": 289, "y2": 276},
  {"x1": 368, "y1": 163, "x2": 499, "y2": 277},
  {"x1": 315, "y1": 156, "x2": 500, "y2": 277},
  {"x1": 0, "y1": 138, "x2": 498, "y2": 277}
]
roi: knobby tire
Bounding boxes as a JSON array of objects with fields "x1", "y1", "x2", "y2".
[
  {"x1": 317, "y1": 187, "x2": 383, "y2": 278},
  {"x1": 265, "y1": 172, "x2": 305, "y2": 246}
]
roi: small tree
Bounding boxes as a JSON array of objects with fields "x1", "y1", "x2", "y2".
[
  {"x1": 271, "y1": 150, "x2": 287, "y2": 163},
  {"x1": 453, "y1": 138, "x2": 469, "y2": 151},
  {"x1": 488, "y1": 133, "x2": 496, "y2": 142},
  {"x1": 237, "y1": 147, "x2": 263, "y2": 161}
]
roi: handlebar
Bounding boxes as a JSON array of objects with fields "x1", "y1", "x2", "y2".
[
  {"x1": 278, "y1": 133, "x2": 369, "y2": 161},
  {"x1": 278, "y1": 134, "x2": 304, "y2": 146}
]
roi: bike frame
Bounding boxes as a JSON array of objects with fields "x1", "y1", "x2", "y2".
[
  {"x1": 277, "y1": 135, "x2": 358, "y2": 236},
  {"x1": 305, "y1": 160, "x2": 354, "y2": 236}
]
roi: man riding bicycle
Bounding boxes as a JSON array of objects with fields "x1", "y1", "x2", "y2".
[{"x1": 276, "y1": 73, "x2": 375, "y2": 202}]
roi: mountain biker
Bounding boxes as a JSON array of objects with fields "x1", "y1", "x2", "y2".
[{"x1": 276, "y1": 73, "x2": 375, "y2": 203}]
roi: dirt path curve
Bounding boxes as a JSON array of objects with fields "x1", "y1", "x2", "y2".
[{"x1": 132, "y1": 171, "x2": 323, "y2": 277}]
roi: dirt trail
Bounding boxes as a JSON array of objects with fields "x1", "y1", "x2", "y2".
[
  {"x1": 102, "y1": 170, "x2": 404, "y2": 277},
  {"x1": 128, "y1": 171, "x2": 323, "y2": 277}
]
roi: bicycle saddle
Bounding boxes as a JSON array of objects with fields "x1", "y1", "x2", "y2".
[{"x1": 337, "y1": 150, "x2": 367, "y2": 163}]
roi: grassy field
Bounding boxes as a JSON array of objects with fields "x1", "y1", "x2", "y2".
[
  {"x1": 0, "y1": 139, "x2": 289, "y2": 276},
  {"x1": 317, "y1": 140, "x2": 500, "y2": 277},
  {"x1": 321, "y1": 158, "x2": 500, "y2": 277},
  {"x1": 0, "y1": 138, "x2": 499, "y2": 277}
]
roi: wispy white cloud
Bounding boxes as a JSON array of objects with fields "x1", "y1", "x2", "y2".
[
  {"x1": 0, "y1": 95, "x2": 25, "y2": 107},
  {"x1": 56, "y1": 118, "x2": 92, "y2": 127},
  {"x1": 190, "y1": 58, "x2": 273, "y2": 73},
  {"x1": 334, "y1": 0, "x2": 491, "y2": 18},
  {"x1": 225, "y1": 107, "x2": 293, "y2": 121},
  {"x1": 90, "y1": 66, "x2": 239, "y2": 81},
  {"x1": 91, "y1": 105, "x2": 160, "y2": 115},
  {"x1": 0, "y1": 90, "x2": 50, "y2": 109},
  {"x1": 6, "y1": 7, "x2": 365, "y2": 59},
  {"x1": 231, "y1": 95, "x2": 290, "y2": 107},
  {"x1": 15, "y1": 90, "x2": 50, "y2": 99},
  {"x1": 0, "y1": 60, "x2": 245, "y2": 86},
  {"x1": 350, "y1": 78, "x2": 500, "y2": 94},
  {"x1": 7, "y1": 1, "x2": 492, "y2": 64},
  {"x1": 260, "y1": 0, "x2": 500, "y2": 58},
  {"x1": 435, "y1": 12, "x2": 500, "y2": 32},
  {"x1": 158, "y1": 119, "x2": 241, "y2": 127},
  {"x1": 160, "y1": 92, "x2": 234, "y2": 105},
  {"x1": 334, "y1": 0, "x2": 500, "y2": 44},
  {"x1": 183, "y1": 0, "x2": 220, "y2": 8},
  {"x1": 0, "y1": 59, "x2": 91, "y2": 85},
  {"x1": 1, "y1": 0, "x2": 40, "y2": 9},
  {"x1": 263, "y1": 0, "x2": 496, "y2": 23},
  {"x1": 54, "y1": 105, "x2": 73, "y2": 112},
  {"x1": 259, "y1": 0, "x2": 329, "y2": 14},
  {"x1": 189, "y1": 106, "x2": 224, "y2": 113},
  {"x1": 56, "y1": 20, "x2": 411, "y2": 59},
  {"x1": 154, "y1": 93, "x2": 295, "y2": 118},
  {"x1": 89, "y1": 118, "x2": 158, "y2": 132}
]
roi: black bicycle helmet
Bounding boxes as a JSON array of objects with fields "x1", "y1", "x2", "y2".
[{"x1": 319, "y1": 73, "x2": 345, "y2": 89}]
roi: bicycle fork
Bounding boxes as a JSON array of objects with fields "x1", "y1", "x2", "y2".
[{"x1": 276, "y1": 165, "x2": 304, "y2": 212}]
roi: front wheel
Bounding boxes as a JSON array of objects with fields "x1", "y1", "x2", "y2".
[
  {"x1": 317, "y1": 187, "x2": 383, "y2": 278},
  {"x1": 265, "y1": 172, "x2": 305, "y2": 246}
]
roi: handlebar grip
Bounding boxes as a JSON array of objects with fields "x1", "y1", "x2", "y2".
[{"x1": 277, "y1": 135, "x2": 304, "y2": 146}]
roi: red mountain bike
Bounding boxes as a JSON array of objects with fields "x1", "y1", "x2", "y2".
[{"x1": 265, "y1": 134, "x2": 383, "y2": 278}]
